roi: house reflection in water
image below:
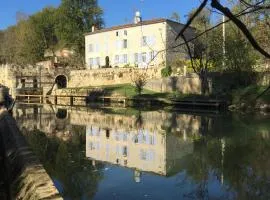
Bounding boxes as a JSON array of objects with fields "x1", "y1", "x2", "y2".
[{"x1": 85, "y1": 112, "x2": 204, "y2": 179}]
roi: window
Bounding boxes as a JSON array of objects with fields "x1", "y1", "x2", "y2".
[
  {"x1": 123, "y1": 54, "x2": 128, "y2": 63},
  {"x1": 134, "y1": 53, "x2": 139, "y2": 63},
  {"x1": 115, "y1": 55, "x2": 119, "y2": 64},
  {"x1": 140, "y1": 150, "x2": 147, "y2": 160},
  {"x1": 106, "y1": 129, "x2": 110, "y2": 139},
  {"x1": 141, "y1": 36, "x2": 156, "y2": 47},
  {"x1": 88, "y1": 44, "x2": 93, "y2": 52},
  {"x1": 149, "y1": 36, "x2": 156, "y2": 46},
  {"x1": 122, "y1": 146, "x2": 128, "y2": 157},
  {"x1": 123, "y1": 39, "x2": 127, "y2": 49},
  {"x1": 89, "y1": 58, "x2": 94, "y2": 67},
  {"x1": 142, "y1": 52, "x2": 147, "y2": 63},
  {"x1": 21, "y1": 79, "x2": 25, "y2": 88},
  {"x1": 142, "y1": 36, "x2": 147, "y2": 46},
  {"x1": 116, "y1": 31, "x2": 119, "y2": 36},
  {"x1": 96, "y1": 57, "x2": 100, "y2": 66},
  {"x1": 124, "y1": 30, "x2": 127, "y2": 36}
]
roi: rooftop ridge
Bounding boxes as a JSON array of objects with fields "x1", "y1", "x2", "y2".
[{"x1": 84, "y1": 18, "x2": 186, "y2": 36}]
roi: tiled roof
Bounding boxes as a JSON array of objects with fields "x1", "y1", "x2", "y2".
[{"x1": 85, "y1": 18, "x2": 186, "y2": 36}]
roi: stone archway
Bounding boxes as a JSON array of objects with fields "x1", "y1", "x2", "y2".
[
  {"x1": 55, "y1": 75, "x2": 67, "y2": 89},
  {"x1": 56, "y1": 108, "x2": 68, "y2": 119}
]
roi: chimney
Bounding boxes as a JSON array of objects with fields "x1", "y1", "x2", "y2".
[{"x1": 134, "y1": 11, "x2": 142, "y2": 24}]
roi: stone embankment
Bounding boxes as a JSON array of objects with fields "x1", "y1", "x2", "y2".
[{"x1": 0, "y1": 109, "x2": 62, "y2": 200}]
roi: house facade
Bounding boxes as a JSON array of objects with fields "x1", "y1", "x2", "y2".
[{"x1": 85, "y1": 14, "x2": 195, "y2": 69}]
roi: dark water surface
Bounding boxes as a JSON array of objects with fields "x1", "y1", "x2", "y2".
[{"x1": 14, "y1": 104, "x2": 270, "y2": 200}]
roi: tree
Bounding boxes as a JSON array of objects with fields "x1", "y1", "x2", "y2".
[
  {"x1": 55, "y1": 0, "x2": 103, "y2": 57},
  {"x1": 1, "y1": 27, "x2": 17, "y2": 64},
  {"x1": 14, "y1": 19, "x2": 46, "y2": 64},
  {"x1": 184, "y1": 8, "x2": 216, "y2": 95},
  {"x1": 170, "y1": 12, "x2": 181, "y2": 22},
  {"x1": 0, "y1": 0, "x2": 103, "y2": 66},
  {"x1": 131, "y1": 72, "x2": 148, "y2": 95}
]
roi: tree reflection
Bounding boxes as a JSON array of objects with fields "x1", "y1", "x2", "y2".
[{"x1": 177, "y1": 114, "x2": 270, "y2": 200}]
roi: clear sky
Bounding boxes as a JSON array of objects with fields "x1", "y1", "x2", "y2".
[{"x1": 0, "y1": 0, "x2": 203, "y2": 30}]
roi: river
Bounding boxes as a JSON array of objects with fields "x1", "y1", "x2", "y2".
[{"x1": 14, "y1": 104, "x2": 270, "y2": 200}]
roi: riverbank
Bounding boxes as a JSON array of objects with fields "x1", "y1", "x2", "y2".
[
  {"x1": 229, "y1": 85, "x2": 270, "y2": 112},
  {"x1": 55, "y1": 84, "x2": 227, "y2": 109}
]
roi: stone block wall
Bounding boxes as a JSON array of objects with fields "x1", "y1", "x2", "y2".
[
  {"x1": 144, "y1": 74, "x2": 203, "y2": 94},
  {"x1": 68, "y1": 67, "x2": 162, "y2": 88}
]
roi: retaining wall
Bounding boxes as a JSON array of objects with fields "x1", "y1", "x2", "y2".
[
  {"x1": 0, "y1": 109, "x2": 62, "y2": 200},
  {"x1": 144, "y1": 74, "x2": 203, "y2": 94},
  {"x1": 68, "y1": 67, "x2": 162, "y2": 88}
]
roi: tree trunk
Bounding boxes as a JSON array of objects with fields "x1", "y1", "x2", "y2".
[{"x1": 200, "y1": 69, "x2": 209, "y2": 95}]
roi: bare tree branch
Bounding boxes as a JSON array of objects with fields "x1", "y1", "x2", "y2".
[
  {"x1": 211, "y1": 0, "x2": 270, "y2": 58},
  {"x1": 181, "y1": 34, "x2": 197, "y2": 73},
  {"x1": 175, "y1": 0, "x2": 209, "y2": 40}
]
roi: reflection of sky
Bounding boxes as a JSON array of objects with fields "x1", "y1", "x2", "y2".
[{"x1": 93, "y1": 165, "x2": 233, "y2": 200}]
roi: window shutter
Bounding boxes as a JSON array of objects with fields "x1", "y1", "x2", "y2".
[
  {"x1": 119, "y1": 55, "x2": 123, "y2": 63},
  {"x1": 152, "y1": 36, "x2": 156, "y2": 45},
  {"x1": 138, "y1": 53, "x2": 142, "y2": 63}
]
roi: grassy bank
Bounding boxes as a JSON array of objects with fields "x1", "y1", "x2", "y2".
[
  {"x1": 232, "y1": 85, "x2": 270, "y2": 105},
  {"x1": 229, "y1": 85, "x2": 270, "y2": 112},
  {"x1": 67, "y1": 83, "x2": 211, "y2": 101}
]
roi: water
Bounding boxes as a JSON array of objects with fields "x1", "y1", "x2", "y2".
[{"x1": 14, "y1": 104, "x2": 270, "y2": 200}]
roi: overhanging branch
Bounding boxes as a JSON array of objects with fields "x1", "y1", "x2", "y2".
[
  {"x1": 175, "y1": 0, "x2": 208, "y2": 41},
  {"x1": 211, "y1": 0, "x2": 270, "y2": 58}
]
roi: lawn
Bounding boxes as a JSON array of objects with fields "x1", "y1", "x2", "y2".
[{"x1": 66, "y1": 83, "x2": 208, "y2": 100}]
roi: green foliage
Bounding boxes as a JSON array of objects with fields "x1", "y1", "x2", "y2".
[
  {"x1": 232, "y1": 85, "x2": 270, "y2": 104},
  {"x1": 133, "y1": 73, "x2": 148, "y2": 95},
  {"x1": 170, "y1": 59, "x2": 188, "y2": 75},
  {"x1": 0, "y1": 0, "x2": 103, "y2": 65},
  {"x1": 161, "y1": 66, "x2": 172, "y2": 77},
  {"x1": 54, "y1": 0, "x2": 103, "y2": 55},
  {"x1": 214, "y1": 23, "x2": 259, "y2": 72}
]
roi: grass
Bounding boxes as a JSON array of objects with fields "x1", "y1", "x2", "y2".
[{"x1": 66, "y1": 83, "x2": 215, "y2": 101}]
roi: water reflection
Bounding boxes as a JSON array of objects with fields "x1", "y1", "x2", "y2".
[
  {"x1": 85, "y1": 113, "x2": 196, "y2": 177},
  {"x1": 14, "y1": 104, "x2": 270, "y2": 200}
]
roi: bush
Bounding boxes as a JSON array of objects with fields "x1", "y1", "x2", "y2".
[{"x1": 161, "y1": 66, "x2": 172, "y2": 77}]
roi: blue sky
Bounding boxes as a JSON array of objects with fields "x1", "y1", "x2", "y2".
[{"x1": 0, "y1": 0, "x2": 204, "y2": 30}]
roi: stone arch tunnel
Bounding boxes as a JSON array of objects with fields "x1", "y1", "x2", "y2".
[{"x1": 55, "y1": 75, "x2": 68, "y2": 89}]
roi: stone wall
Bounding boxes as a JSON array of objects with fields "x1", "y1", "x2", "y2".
[
  {"x1": 144, "y1": 74, "x2": 203, "y2": 94},
  {"x1": 257, "y1": 72, "x2": 270, "y2": 86},
  {"x1": 0, "y1": 110, "x2": 62, "y2": 199},
  {"x1": 68, "y1": 67, "x2": 163, "y2": 88}
]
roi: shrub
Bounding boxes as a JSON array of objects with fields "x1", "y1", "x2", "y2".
[
  {"x1": 132, "y1": 72, "x2": 148, "y2": 95},
  {"x1": 161, "y1": 66, "x2": 172, "y2": 77}
]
